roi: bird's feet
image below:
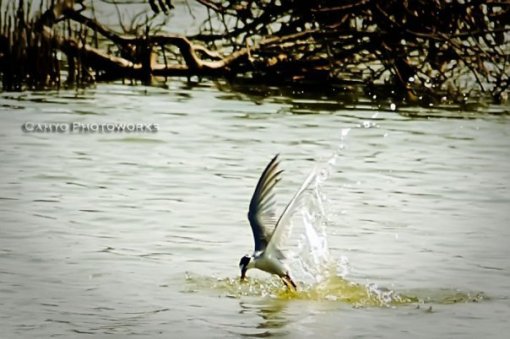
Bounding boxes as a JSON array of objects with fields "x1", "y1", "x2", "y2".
[{"x1": 281, "y1": 273, "x2": 297, "y2": 291}]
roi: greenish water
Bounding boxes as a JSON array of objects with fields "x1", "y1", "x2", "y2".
[{"x1": 0, "y1": 81, "x2": 509, "y2": 338}]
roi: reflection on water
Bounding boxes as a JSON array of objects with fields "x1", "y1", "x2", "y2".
[
  {"x1": 0, "y1": 81, "x2": 509, "y2": 338},
  {"x1": 238, "y1": 299, "x2": 290, "y2": 337}
]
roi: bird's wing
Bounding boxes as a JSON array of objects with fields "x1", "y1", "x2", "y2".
[
  {"x1": 265, "y1": 164, "x2": 317, "y2": 257},
  {"x1": 247, "y1": 154, "x2": 283, "y2": 252}
]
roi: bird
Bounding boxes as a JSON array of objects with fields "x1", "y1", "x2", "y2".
[{"x1": 239, "y1": 154, "x2": 315, "y2": 290}]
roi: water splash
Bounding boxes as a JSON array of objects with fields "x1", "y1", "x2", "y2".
[
  {"x1": 283, "y1": 128, "x2": 351, "y2": 285},
  {"x1": 183, "y1": 273, "x2": 487, "y2": 307},
  {"x1": 184, "y1": 272, "x2": 409, "y2": 306}
]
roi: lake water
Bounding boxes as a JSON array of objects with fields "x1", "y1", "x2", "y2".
[{"x1": 1, "y1": 82, "x2": 509, "y2": 338}]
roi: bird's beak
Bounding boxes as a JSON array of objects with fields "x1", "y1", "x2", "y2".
[{"x1": 240, "y1": 268, "x2": 247, "y2": 281}]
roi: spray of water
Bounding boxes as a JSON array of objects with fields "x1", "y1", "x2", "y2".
[
  {"x1": 287, "y1": 115, "x2": 379, "y2": 284},
  {"x1": 284, "y1": 128, "x2": 351, "y2": 285}
]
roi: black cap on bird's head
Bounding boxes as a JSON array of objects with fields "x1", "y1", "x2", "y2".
[{"x1": 239, "y1": 255, "x2": 251, "y2": 281}]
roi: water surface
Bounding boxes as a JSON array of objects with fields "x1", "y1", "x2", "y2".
[{"x1": 1, "y1": 82, "x2": 509, "y2": 338}]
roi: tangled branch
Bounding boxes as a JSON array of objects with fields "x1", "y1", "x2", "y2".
[{"x1": 1, "y1": 0, "x2": 509, "y2": 104}]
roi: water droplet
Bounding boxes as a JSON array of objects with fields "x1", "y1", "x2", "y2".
[{"x1": 340, "y1": 128, "x2": 351, "y2": 139}]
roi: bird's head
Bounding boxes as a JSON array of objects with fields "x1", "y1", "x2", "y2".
[{"x1": 239, "y1": 255, "x2": 252, "y2": 281}]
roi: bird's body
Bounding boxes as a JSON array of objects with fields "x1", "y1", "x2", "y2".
[
  {"x1": 241, "y1": 249, "x2": 297, "y2": 290},
  {"x1": 252, "y1": 251, "x2": 286, "y2": 276},
  {"x1": 239, "y1": 154, "x2": 313, "y2": 290}
]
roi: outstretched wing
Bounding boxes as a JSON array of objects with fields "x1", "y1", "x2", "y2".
[
  {"x1": 247, "y1": 154, "x2": 283, "y2": 252},
  {"x1": 265, "y1": 165, "x2": 317, "y2": 256}
]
